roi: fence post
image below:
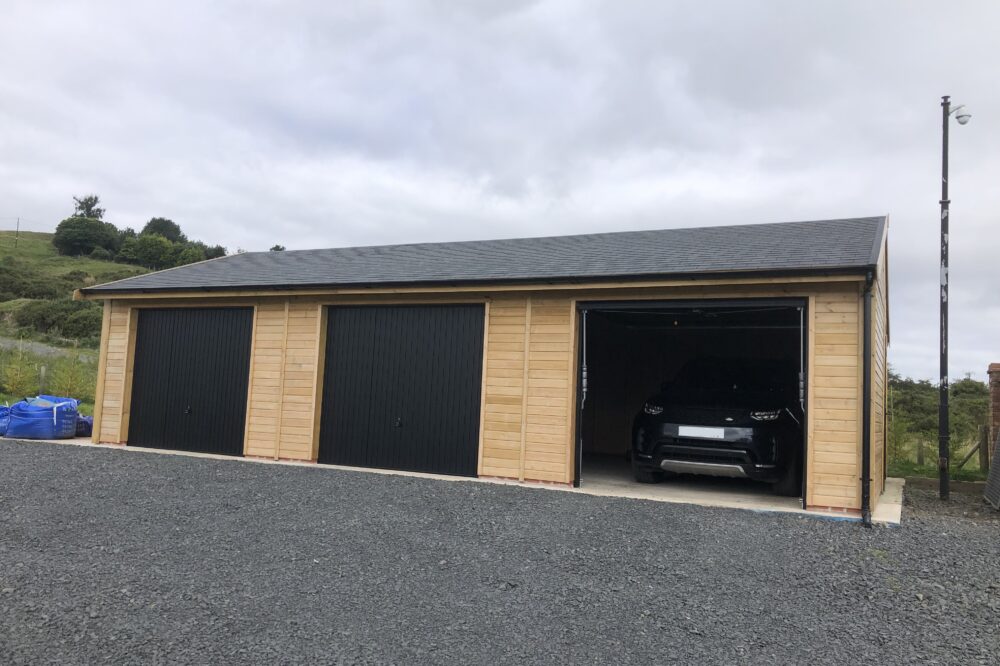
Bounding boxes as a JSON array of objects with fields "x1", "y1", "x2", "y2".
[
  {"x1": 979, "y1": 426, "x2": 993, "y2": 472},
  {"x1": 917, "y1": 439, "x2": 925, "y2": 466}
]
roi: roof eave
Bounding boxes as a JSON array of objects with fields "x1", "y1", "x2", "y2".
[{"x1": 76, "y1": 265, "x2": 874, "y2": 300}]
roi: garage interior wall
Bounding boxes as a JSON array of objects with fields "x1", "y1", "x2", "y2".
[
  {"x1": 91, "y1": 277, "x2": 880, "y2": 513},
  {"x1": 580, "y1": 307, "x2": 802, "y2": 461}
]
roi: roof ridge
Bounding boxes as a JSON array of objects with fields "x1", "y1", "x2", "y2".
[{"x1": 271, "y1": 216, "x2": 883, "y2": 255}]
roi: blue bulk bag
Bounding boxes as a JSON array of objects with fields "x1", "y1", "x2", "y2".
[
  {"x1": 5, "y1": 396, "x2": 79, "y2": 440},
  {"x1": 76, "y1": 415, "x2": 94, "y2": 437},
  {"x1": 0, "y1": 405, "x2": 9, "y2": 437}
]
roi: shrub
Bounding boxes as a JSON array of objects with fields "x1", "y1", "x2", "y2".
[
  {"x1": 89, "y1": 247, "x2": 112, "y2": 261},
  {"x1": 13, "y1": 300, "x2": 101, "y2": 339},
  {"x1": 0, "y1": 258, "x2": 64, "y2": 299},
  {"x1": 63, "y1": 307, "x2": 103, "y2": 339}
]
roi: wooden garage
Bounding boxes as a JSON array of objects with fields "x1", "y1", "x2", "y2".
[{"x1": 77, "y1": 216, "x2": 889, "y2": 520}]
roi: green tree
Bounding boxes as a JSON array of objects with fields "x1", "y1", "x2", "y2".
[
  {"x1": 887, "y1": 366, "x2": 990, "y2": 477},
  {"x1": 118, "y1": 226, "x2": 137, "y2": 245},
  {"x1": 3, "y1": 351, "x2": 38, "y2": 399},
  {"x1": 270, "y1": 245, "x2": 286, "y2": 251},
  {"x1": 52, "y1": 217, "x2": 119, "y2": 256},
  {"x1": 116, "y1": 236, "x2": 140, "y2": 264},
  {"x1": 72, "y1": 194, "x2": 105, "y2": 220},
  {"x1": 49, "y1": 358, "x2": 95, "y2": 402},
  {"x1": 133, "y1": 234, "x2": 175, "y2": 269},
  {"x1": 204, "y1": 245, "x2": 227, "y2": 259},
  {"x1": 141, "y1": 217, "x2": 186, "y2": 243},
  {"x1": 173, "y1": 244, "x2": 206, "y2": 266},
  {"x1": 63, "y1": 307, "x2": 103, "y2": 339}
]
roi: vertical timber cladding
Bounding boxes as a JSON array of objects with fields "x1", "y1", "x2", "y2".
[
  {"x1": 127, "y1": 308, "x2": 253, "y2": 455},
  {"x1": 318, "y1": 305, "x2": 485, "y2": 476},
  {"x1": 809, "y1": 287, "x2": 864, "y2": 510},
  {"x1": 480, "y1": 296, "x2": 575, "y2": 483},
  {"x1": 243, "y1": 301, "x2": 323, "y2": 460},
  {"x1": 870, "y1": 237, "x2": 889, "y2": 504},
  {"x1": 96, "y1": 300, "x2": 131, "y2": 443}
]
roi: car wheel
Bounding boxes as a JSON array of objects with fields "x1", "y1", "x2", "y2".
[
  {"x1": 772, "y1": 447, "x2": 801, "y2": 497},
  {"x1": 633, "y1": 467, "x2": 664, "y2": 484}
]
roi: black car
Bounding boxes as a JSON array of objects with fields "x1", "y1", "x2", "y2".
[{"x1": 631, "y1": 357, "x2": 802, "y2": 495}]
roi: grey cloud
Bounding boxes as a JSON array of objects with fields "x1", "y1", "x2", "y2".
[{"x1": 1, "y1": 0, "x2": 998, "y2": 380}]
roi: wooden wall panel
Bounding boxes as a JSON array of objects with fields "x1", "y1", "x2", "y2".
[
  {"x1": 808, "y1": 287, "x2": 863, "y2": 510},
  {"x1": 96, "y1": 300, "x2": 131, "y2": 443},
  {"x1": 241, "y1": 300, "x2": 323, "y2": 460},
  {"x1": 244, "y1": 302, "x2": 284, "y2": 457},
  {"x1": 479, "y1": 296, "x2": 528, "y2": 479},
  {"x1": 277, "y1": 302, "x2": 321, "y2": 460},
  {"x1": 870, "y1": 236, "x2": 889, "y2": 506},
  {"x1": 478, "y1": 296, "x2": 574, "y2": 483},
  {"x1": 524, "y1": 298, "x2": 573, "y2": 483}
]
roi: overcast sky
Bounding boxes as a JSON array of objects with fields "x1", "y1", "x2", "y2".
[{"x1": 2, "y1": 1, "x2": 997, "y2": 381}]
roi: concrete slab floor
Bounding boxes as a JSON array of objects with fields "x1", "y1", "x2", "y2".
[
  {"x1": 576, "y1": 455, "x2": 903, "y2": 525},
  {"x1": 7, "y1": 437, "x2": 904, "y2": 525}
]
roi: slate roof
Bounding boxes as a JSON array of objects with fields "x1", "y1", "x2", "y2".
[{"x1": 81, "y1": 216, "x2": 887, "y2": 295}]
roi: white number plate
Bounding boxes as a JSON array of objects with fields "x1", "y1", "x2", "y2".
[{"x1": 678, "y1": 426, "x2": 726, "y2": 440}]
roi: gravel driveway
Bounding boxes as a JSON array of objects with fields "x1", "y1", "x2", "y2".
[{"x1": 1, "y1": 440, "x2": 997, "y2": 664}]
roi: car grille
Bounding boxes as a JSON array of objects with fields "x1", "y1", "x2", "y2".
[{"x1": 657, "y1": 442, "x2": 752, "y2": 465}]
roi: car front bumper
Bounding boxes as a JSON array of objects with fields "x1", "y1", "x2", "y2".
[{"x1": 633, "y1": 422, "x2": 782, "y2": 482}]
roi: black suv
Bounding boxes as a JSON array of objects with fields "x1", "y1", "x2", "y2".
[{"x1": 631, "y1": 357, "x2": 802, "y2": 496}]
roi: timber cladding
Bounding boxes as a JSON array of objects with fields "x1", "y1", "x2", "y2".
[
  {"x1": 92, "y1": 276, "x2": 876, "y2": 512},
  {"x1": 479, "y1": 296, "x2": 575, "y2": 483}
]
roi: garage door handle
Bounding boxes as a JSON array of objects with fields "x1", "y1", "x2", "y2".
[
  {"x1": 184, "y1": 406, "x2": 192, "y2": 415},
  {"x1": 394, "y1": 417, "x2": 402, "y2": 428}
]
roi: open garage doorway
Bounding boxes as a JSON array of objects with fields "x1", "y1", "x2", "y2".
[{"x1": 574, "y1": 299, "x2": 808, "y2": 506}]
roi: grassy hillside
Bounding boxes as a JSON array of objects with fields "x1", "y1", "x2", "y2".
[
  {"x1": 0, "y1": 230, "x2": 148, "y2": 348},
  {"x1": 0, "y1": 230, "x2": 147, "y2": 284},
  {"x1": 0, "y1": 230, "x2": 144, "y2": 409}
]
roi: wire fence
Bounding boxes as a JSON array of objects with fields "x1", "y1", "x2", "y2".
[{"x1": 985, "y1": 431, "x2": 1000, "y2": 510}]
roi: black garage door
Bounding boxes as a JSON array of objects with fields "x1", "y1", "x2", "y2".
[
  {"x1": 128, "y1": 308, "x2": 253, "y2": 456},
  {"x1": 318, "y1": 305, "x2": 485, "y2": 476}
]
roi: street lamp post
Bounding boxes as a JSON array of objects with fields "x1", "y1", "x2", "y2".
[{"x1": 939, "y1": 95, "x2": 971, "y2": 501}]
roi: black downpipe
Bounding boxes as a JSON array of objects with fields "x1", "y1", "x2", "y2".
[{"x1": 861, "y1": 272, "x2": 874, "y2": 527}]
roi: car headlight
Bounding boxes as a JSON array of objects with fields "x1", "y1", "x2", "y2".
[
  {"x1": 750, "y1": 410, "x2": 781, "y2": 421},
  {"x1": 643, "y1": 403, "x2": 664, "y2": 415}
]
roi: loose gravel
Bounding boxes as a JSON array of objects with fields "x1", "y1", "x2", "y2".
[{"x1": 1, "y1": 440, "x2": 998, "y2": 665}]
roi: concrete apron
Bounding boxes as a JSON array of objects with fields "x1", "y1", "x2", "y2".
[{"x1": 7, "y1": 437, "x2": 904, "y2": 526}]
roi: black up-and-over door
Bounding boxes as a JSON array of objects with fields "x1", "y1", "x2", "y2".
[
  {"x1": 318, "y1": 305, "x2": 485, "y2": 476},
  {"x1": 128, "y1": 308, "x2": 253, "y2": 456}
]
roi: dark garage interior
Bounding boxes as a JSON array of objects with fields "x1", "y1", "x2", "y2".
[{"x1": 577, "y1": 300, "x2": 807, "y2": 499}]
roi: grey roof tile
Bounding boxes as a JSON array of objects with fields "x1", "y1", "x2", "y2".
[{"x1": 81, "y1": 216, "x2": 886, "y2": 294}]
